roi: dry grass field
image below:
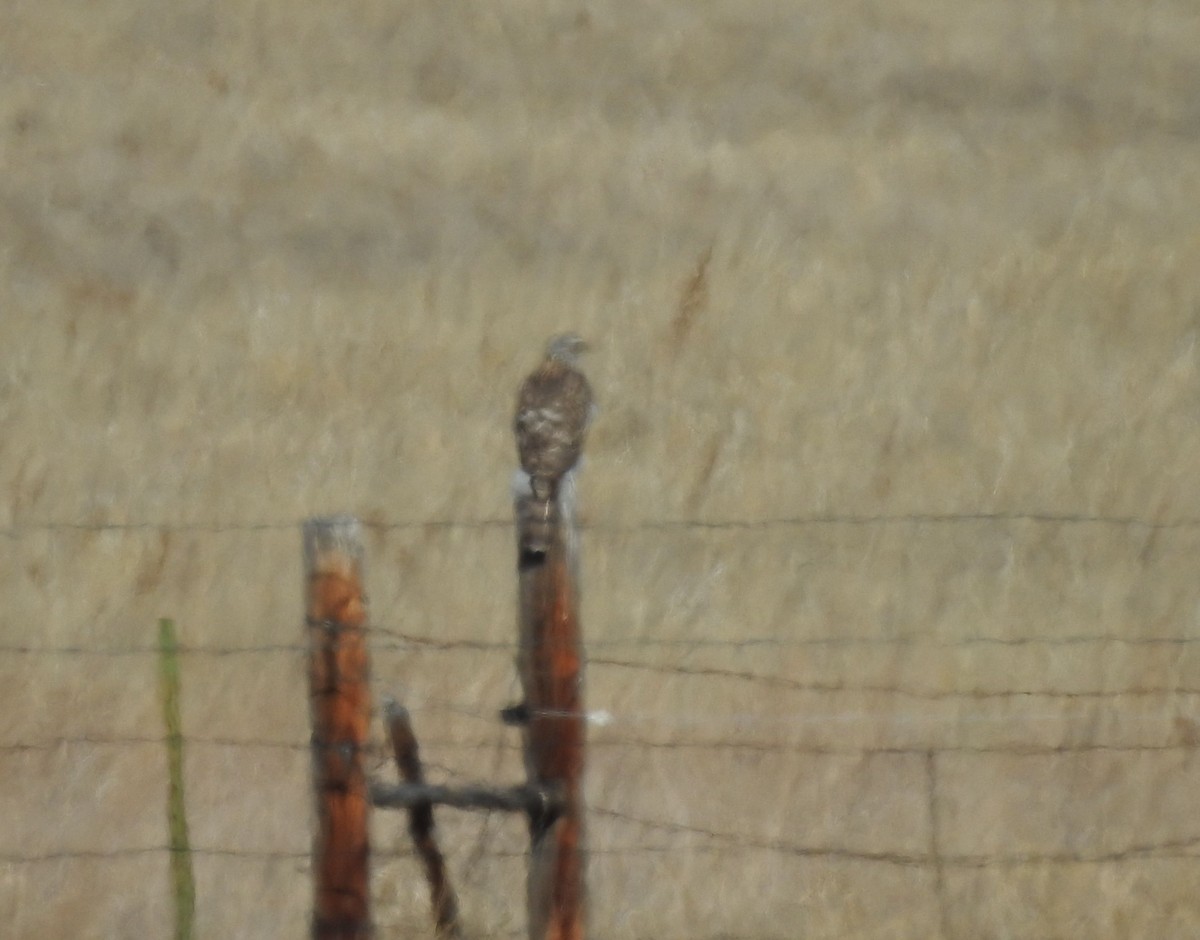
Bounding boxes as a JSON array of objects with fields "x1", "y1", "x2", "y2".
[{"x1": 4, "y1": 1, "x2": 1200, "y2": 937}]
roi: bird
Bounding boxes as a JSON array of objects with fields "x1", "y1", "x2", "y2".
[{"x1": 513, "y1": 333, "x2": 593, "y2": 553}]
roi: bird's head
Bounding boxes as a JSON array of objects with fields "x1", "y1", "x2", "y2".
[{"x1": 545, "y1": 333, "x2": 589, "y2": 366}]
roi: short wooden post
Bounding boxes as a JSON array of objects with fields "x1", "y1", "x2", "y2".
[
  {"x1": 516, "y1": 483, "x2": 587, "y2": 940},
  {"x1": 305, "y1": 516, "x2": 372, "y2": 939}
]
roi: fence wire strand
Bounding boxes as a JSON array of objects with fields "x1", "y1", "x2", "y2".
[
  {"x1": 4, "y1": 510, "x2": 1200, "y2": 536},
  {"x1": 5, "y1": 512, "x2": 1199, "y2": 932}
]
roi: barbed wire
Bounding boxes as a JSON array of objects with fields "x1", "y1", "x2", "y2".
[
  {"x1": 6, "y1": 508, "x2": 1197, "y2": 930},
  {"x1": 585, "y1": 657, "x2": 1200, "y2": 699},
  {"x1": 4, "y1": 626, "x2": 1199, "y2": 660},
  {"x1": 3, "y1": 509, "x2": 1199, "y2": 538},
  {"x1": 4, "y1": 833, "x2": 1197, "y2": 869},
  {"x1": 4, "y1": 653, "x2": 1197, "y2": 709},
  {"x1": 4, "y1": 731, "x2": 1197, "y2": 758},
  {"x1": 3, "y1": 640, "x2": 1197, "y2": 704}
]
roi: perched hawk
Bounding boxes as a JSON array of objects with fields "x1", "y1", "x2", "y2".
[{"x1": 514, "y1": 334, "x2": 593, "y2": 551}]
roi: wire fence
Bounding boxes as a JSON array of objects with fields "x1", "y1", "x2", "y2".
[
  {"x1": 4, "y1": 509, "x2": 1200, "y2": 535},
  {"x1": 4, "y1": 512, "x2": 1199, "y2": 935}
]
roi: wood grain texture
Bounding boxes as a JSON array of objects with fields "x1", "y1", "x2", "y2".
[
  {"x1": 305, "y1": 517, "x2": 372, "y2": 940},
  {"x1": 518, "y1": 501, "x2": 587, "y2": 940}
]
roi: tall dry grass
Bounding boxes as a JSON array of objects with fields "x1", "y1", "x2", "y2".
[{"x1": 3, "y1": 1, "x2": 1200, "y2": 936}]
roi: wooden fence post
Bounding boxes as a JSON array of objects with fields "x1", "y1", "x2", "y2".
[
  {"x1": 516, "y1": 480, "x2": 587, "y2": 940},
  {"x1": 305, "y1": 515, "x2": 372, "y2": 939},
  {"x1": 383, "y1": 698, "x2": 462, "y2": 938}
]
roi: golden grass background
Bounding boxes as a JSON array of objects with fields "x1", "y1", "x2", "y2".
[{"x1": 3, "y1": 0, "x2": 1200, "y2": 936}]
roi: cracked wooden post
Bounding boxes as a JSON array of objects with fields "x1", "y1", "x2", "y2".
[
  {"x1": 305, "y1": 515, "x2": 372, "y2": 939},
  {"x1": 516, "y1": 475, "x2": 587, "y2": 940}
]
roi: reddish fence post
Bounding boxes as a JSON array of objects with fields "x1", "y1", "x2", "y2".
[
  {"x1": 517, "y1": 487, "x2": 587, "y2": 940},
  {"x1": 305, "y1": 516, "x2": 372, "y2": 939}
]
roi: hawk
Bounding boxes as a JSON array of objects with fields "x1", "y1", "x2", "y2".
[{"x1": 514, "y1": 333, "x2": 593, "y2": 551}]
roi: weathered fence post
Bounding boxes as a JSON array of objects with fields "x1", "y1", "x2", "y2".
[
  {"x1": 516, "y1": 478, "x2": 587, "y2": 940},
  {"x1": 305, "y1": 515, "x2": 372, "y2": 939},
  {"x1": 383, "y1": 698, "x2": 462, "y2": 938}
]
